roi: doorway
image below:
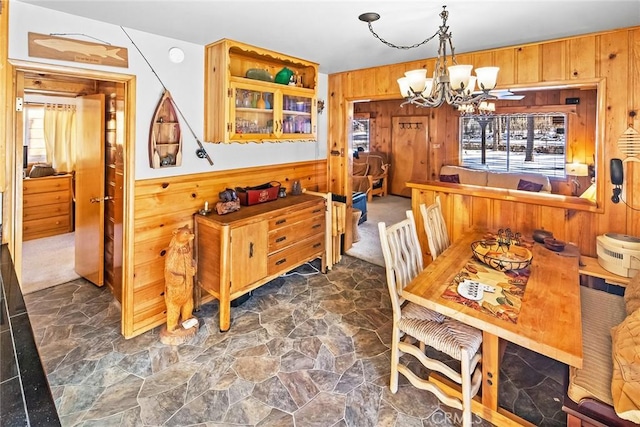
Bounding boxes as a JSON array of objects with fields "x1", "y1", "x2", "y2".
[
  {"x1": 345, "y1": 103, "x2": 414, "y2": 266},
  {"x1": 345, "y1": 195, "x2": 411, "y2": 267},
  {"x1": 11, "y1": 62, "x2": 133, "y2": 306}
]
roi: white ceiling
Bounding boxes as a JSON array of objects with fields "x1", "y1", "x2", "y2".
[{"x1": 15, "y1": 0, "x2": 640, "y2": 74}]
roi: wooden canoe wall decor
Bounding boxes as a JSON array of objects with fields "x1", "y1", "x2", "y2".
[
  {"x1": 28, "y1": 32, "x2": 128, "y2": 68},
  {"x1": 150, "y1": 90, "x2": 183, "y2": 168}
]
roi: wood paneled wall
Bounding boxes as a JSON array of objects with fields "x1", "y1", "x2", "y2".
[
  {"x1": 126, "y1": 160, "x2": 326, "y2": 338},
  {"x1": 329, "y1": 27, "x2": 640, "y2": 258}
]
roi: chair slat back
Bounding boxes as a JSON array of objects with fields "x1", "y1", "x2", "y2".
[
  {"x1": 378, "y1": 211, "x2": 424, "y2": 317},
  {"x1": 420, "y1": 196, "x2": 450, "y2": 260}
]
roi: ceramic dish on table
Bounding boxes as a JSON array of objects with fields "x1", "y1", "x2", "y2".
[
  {"x1": 532, "y1": 229, "x2": 553, "y2": 243},
  {"x1": 544, "y1": 238, "x2": 566, "y2": 252}
]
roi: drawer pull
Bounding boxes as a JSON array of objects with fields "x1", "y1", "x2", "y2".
[
  {"x1": 313, "y1": 243, "x2": 321, "y2": 248},
  {"x1": 275, "y1": 219, "x2": 286, "y2": 225},
  {"x1": 275, "y1": 258, "x2": 287, "y2": 265},
  {"x1": 249, "y1": 242, "x2": 254, "y2": 258},
  {"x1": 312, "y1": 224, "x2": 321, "y2": 229},
  {"x1": 276, "y1": 236, "x2": 287, "y2": 243},
  {"x1": 312, "y1": 209, "x2": 322, "y2": 213}
]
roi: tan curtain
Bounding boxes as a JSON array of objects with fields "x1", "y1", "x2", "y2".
[{"x1": 43, "y1": 104, "x2": 76, "y2": 172}]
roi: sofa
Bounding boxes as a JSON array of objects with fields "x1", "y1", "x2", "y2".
[
  {"x1": 439, "y1": 165, "x2": 552, "y2": 193},
  {"x1": 353, "y1": 152, "x2": 390, "y2": 202},
  {"x1": 563, "y1": 274, "x2": 640, "y2": 426}
]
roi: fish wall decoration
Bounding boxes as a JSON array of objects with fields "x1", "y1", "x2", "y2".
[{"x1": 28, "y1": 32, "x2": 128, "y2": 68}]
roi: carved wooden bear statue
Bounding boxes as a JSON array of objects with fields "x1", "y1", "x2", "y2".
[{"x1": 164, "y1": 225, "x2": 196, "y2": 332}]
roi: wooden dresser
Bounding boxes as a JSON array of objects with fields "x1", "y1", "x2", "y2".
[
  {"x1": 23, "y1": 174, "x2": 73, "y2": 241},
  {"x1": 195, "y1": 194, "x2": 326, "y2": 331}
]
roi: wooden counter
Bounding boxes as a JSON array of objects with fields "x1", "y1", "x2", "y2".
[
  {"x1": 579, "y1": 255, "x2": 631, "y2": 287},
  {"x1": 195, "y1": 194, "x2": 326, "y2": 331}
]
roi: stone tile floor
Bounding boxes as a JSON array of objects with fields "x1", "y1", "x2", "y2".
[{"x1": 24, "y1": 256, "x2": 567, "y2": 426}]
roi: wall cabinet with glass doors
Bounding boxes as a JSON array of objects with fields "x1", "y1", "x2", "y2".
[{"x1": 205, "y1": 39, "x2": 318, "y2": 144}]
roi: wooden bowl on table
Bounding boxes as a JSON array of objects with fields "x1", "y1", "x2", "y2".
[{"x1": 471, "y1": 240, "x2": 533, "y2": 272}]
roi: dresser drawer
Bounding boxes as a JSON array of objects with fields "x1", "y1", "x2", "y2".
[
  {"x1": 267, "y1": 201, "x2": 324, "y2": 231},
  {"x1": 23, "y1": 202, "x2": 70, "y2": 222},
  {"x1": 267, "y1": 234, "x2": 324, "y2": 276},
  {"x1": 23, "y1": 214, "x2": 71, "y2": 240},
  {"x1": 23, "y1": 176, "x2": 71, "y2": 195},
  {"x1": 23, "y1": 190, "x2": 70, "y2": 208},
  {"x1": 268, "y1": 214, "x2": 324, "y2": 253}
]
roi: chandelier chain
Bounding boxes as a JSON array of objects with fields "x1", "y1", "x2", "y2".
[{"x1": 366, "y1": 22, "x2": 439, "y2": 50}]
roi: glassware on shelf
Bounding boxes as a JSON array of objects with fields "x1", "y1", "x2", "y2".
[
  {"x1": 283, "y1": 116, "x2": 294, "y2": 133},
  {"x1": 236, "y1": 89, "x2": 244, "y2": 107},
  {"x1": 257, "y1": 93, "x2": 266, "y2": 109},
  {"x1": 236, "y1": 115, "x2": 274, "y2": 135}
]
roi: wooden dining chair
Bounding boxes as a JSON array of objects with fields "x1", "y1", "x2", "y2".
[
  {"x1": 378, "y1": 211, "x2": 482, "y2": 427},
  {"x1": 420, "y1": 195, "x2": 451, "y2": 260}
]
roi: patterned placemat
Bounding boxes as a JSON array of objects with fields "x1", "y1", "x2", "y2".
[{"x1": 441, "y1": 256, "x2": 530, "y2": 323}]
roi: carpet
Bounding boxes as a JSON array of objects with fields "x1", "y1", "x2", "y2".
[
  {"x1": 346, "y1": 195, "x2": 412, "y2": 267},
  {"x1": 21, "y1": 232, "x2": 80, "y2": 294}
]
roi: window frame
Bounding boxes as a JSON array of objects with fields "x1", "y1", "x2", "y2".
[
  {"x1": 23, "y1": 104, "x2": 47, "y2": 165},
  {"x1": 459, "y1": 111, "x2": 569, "y2": 178}
]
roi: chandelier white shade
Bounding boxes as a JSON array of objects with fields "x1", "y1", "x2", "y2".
[
  {"x1": 360, "y1": 5, "x2": 500, "y2": 109},
  {"x1": 478, "y1": 101, "x2": 496, "y2": 112},
  {"x1": 458, "y1": 100, "x2": 496, "y2": 115},
  {"x1": 398, "y1": 66, "x2": 499, "y2": 100},
  {"x1": 475, "y1": 67, "x2": 500, "y2": 91}
]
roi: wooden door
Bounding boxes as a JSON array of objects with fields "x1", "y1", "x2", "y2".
[
  {"x1": 390, "y1": 116, "x2": 429, "y2": 197},
  {"x1": 104, "y1": 92, "x2": 124, "y2": 302},
  {"x1": 230, "y1": 221, "x2": 268, "y2": 293},
  {"x1": 75, "y1": 94, "x2": 106, "y2": 286}
]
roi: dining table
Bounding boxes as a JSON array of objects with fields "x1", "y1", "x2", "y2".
[{"x1": 401, "y1": 229, "x2": 583, "y2": 427}]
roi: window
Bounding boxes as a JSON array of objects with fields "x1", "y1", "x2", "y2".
[
  {"x1": 460, "y1": 113, "x2": 568, "y2": 178},
  {"x1": 352, "y1": 115, "x2": 370, "y2": 152},
  {"x1": 24, "y1": 105, "x2": 47, "y2": 164}
]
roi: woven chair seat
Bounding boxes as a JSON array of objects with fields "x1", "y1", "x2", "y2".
[
  {"x1": 402, "y1": 301, "x2": 446, "y2": 323},
  {"x1": 399, "y1": 316, "x2": 482, "y2": 361}
]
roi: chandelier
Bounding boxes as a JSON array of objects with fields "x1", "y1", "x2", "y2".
[
  {"x1": 458, "y1": 101, "x2": 495, "y2": 116},
  {"x1": 359, "y1": 5, "x2": 499, "y2": 109}
]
